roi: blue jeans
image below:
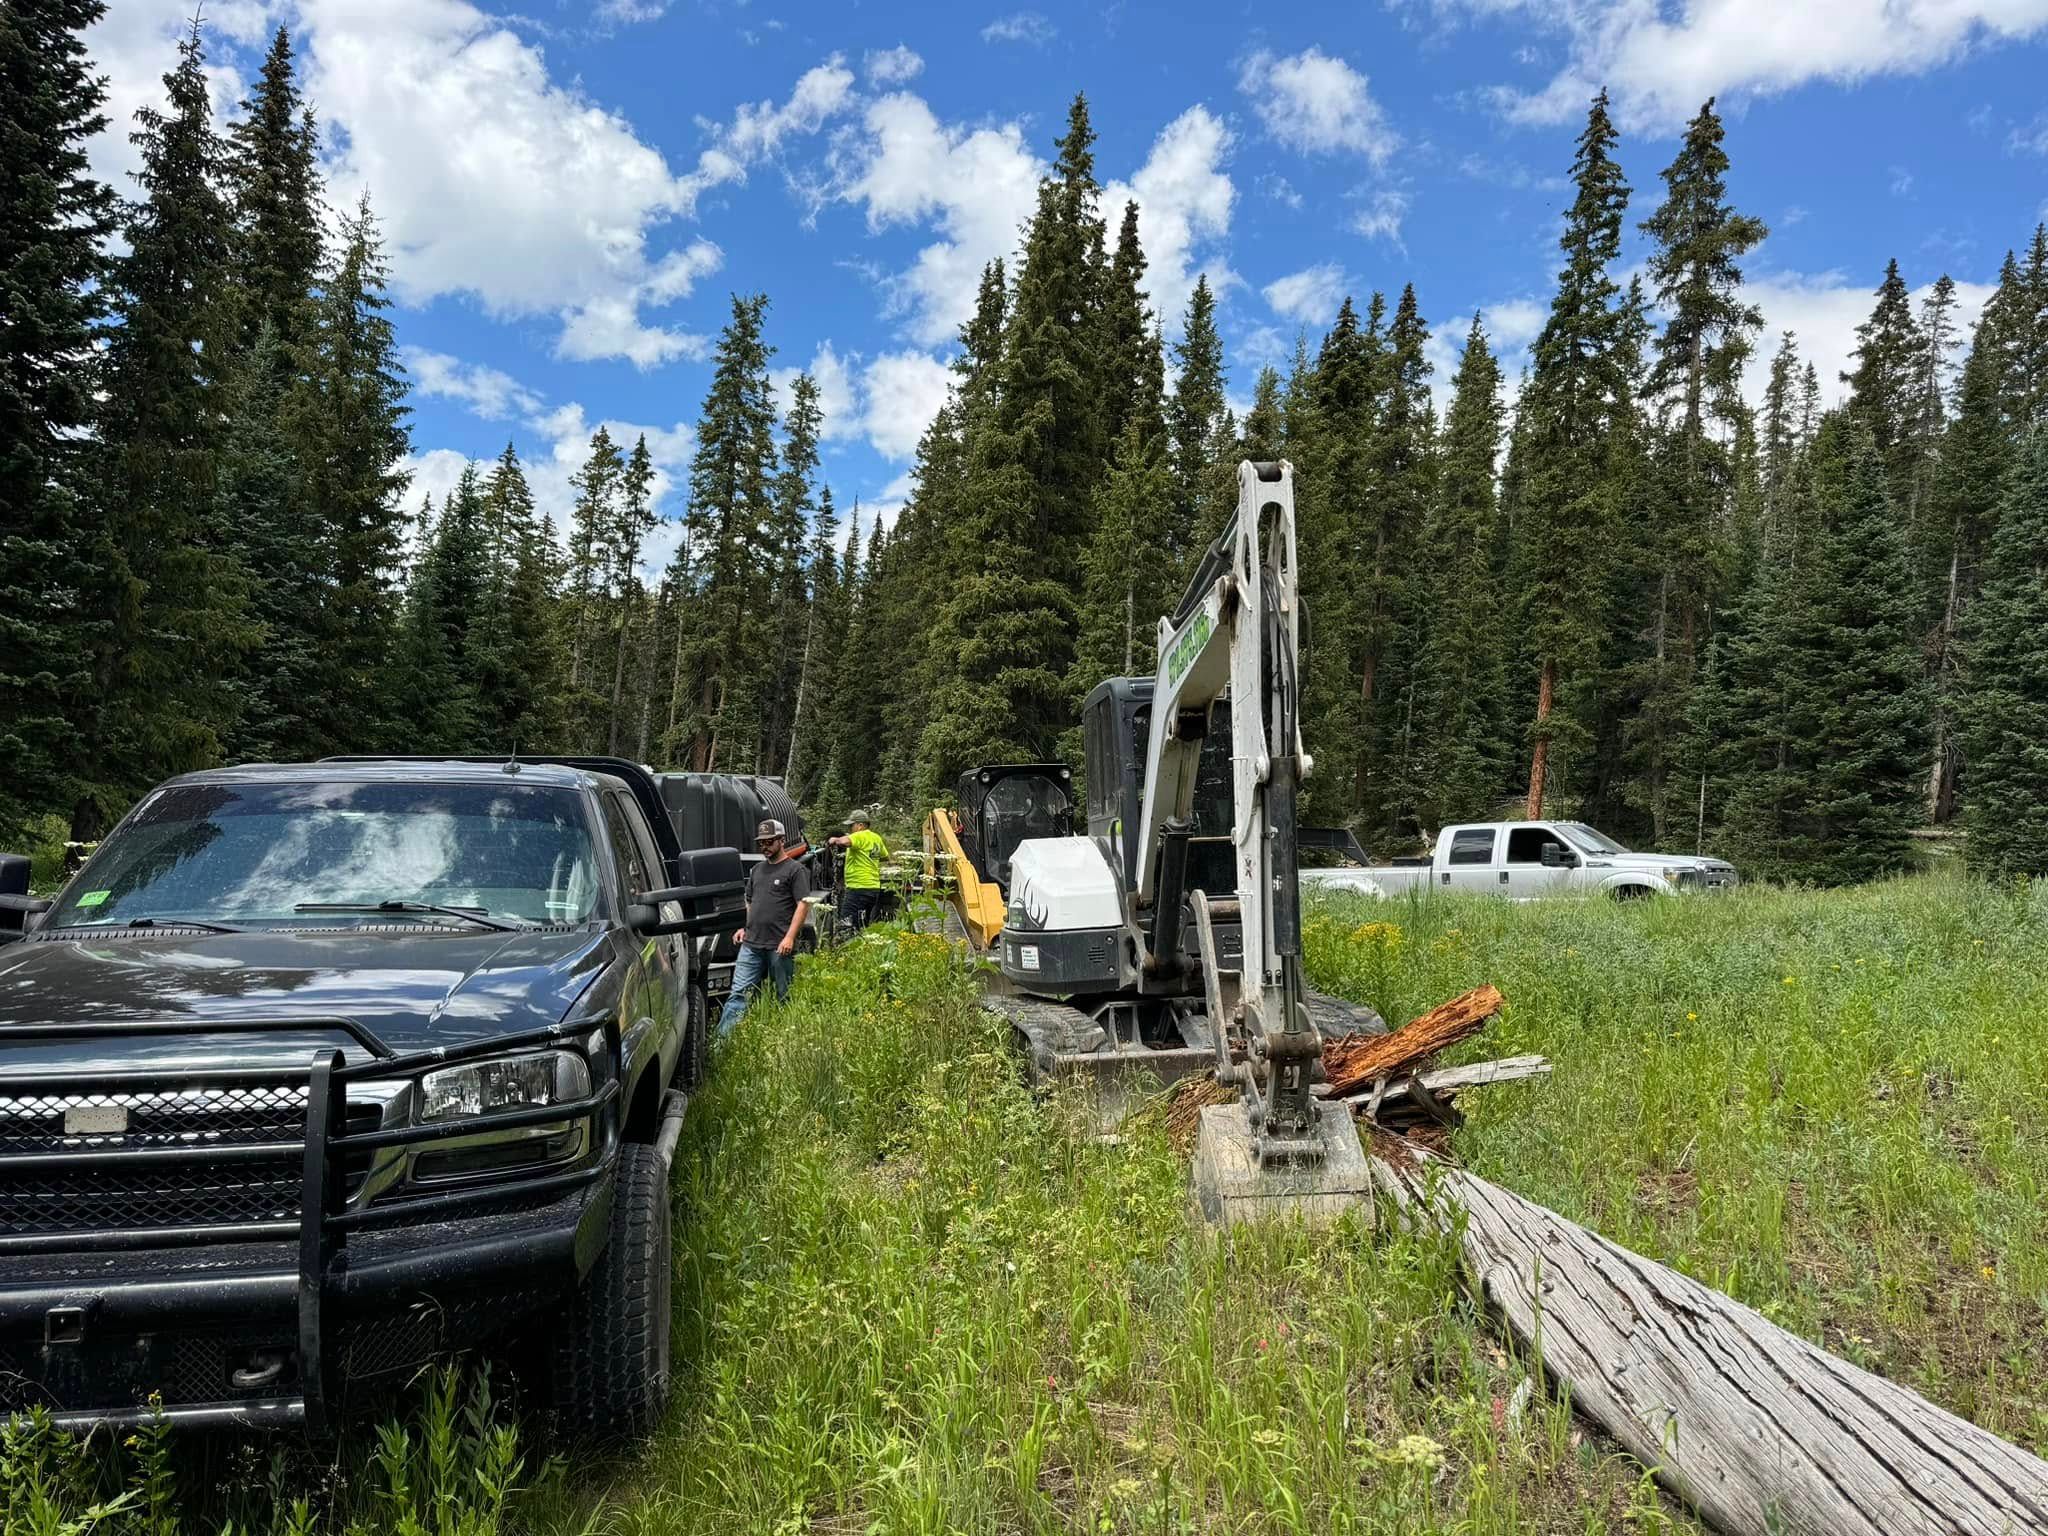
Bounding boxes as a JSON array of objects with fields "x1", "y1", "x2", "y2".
[{"x1": 719, "y1": 942, "x2": 794, "y2": 1034}]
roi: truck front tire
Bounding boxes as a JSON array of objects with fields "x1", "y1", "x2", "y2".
[
  {"x1": 681, "y1": 983, "x2": 709, "y2": 1091},
  {"x1": 550, "y1": 1141, "x2": 672, "y2": 1442}
]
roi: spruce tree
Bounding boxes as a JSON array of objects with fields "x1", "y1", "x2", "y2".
[
  {"x1": 1958, "y1": 430, "x2": 2048, "y2": 877},
  {"x1": 604, "y1": 435, "x2": 656, "y2": 754},
  {"x1": 224, "y1": 26, "x2": 323, "y2": 363},
  {"x1": 309, "y1": 192, "x2": 411, "y2": 751},
  {"x1": 763, "y1": 375, "x2": 822, "y2": 771},
  {"x1": 1412, "y1": 316, "x2": 1509, "y2": 828},
  {"x1": 1633, "y1": 96, "x2": 1765, "y2": 839},
  {"x1": 74, "y1": 21, "x2": 252, "y2": 839},
  {"x1": 1098, "y1": 200, "x2": 1160, "y2": 450},
  {"x1": 1759, "y1": 331, "x2": 1805, "y2": 550},
  {"x1": 784, "y1": 485, "x2": 842, "y2": 801},
  {"x1": 562, "y1": 426, "x2": 623, "y2": 749},
  {"x1": 678, "y1": 293, "x2": 778, "y2": 770},
  {"x1": 1505, "y1": 89, "x2": 1630, "y2": 818},
  {"x1": 0, "y1": 0, "x2": 119, "y2": 837},
  {"x1": 1365, "y1": 284, "x2": 1435, "y2": 836},
  {"x1": 1168, "y1": 275, "x2": 1229, "y2": 574},
  {"x1": 1844, "y1": 258, "x2": 1926, "y2": 513},
  {"x1": 216, "y1": 324, "x2": 324, "y2": 762},
  {"x1": 470, "y1": 443, "x2": 562, "y2": 751}
]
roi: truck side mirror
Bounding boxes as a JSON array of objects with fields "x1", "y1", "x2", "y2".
[
  {"x1": 0, "y1": 854, "x2": 47, "y2": 941},
  {"x1": 1540, "y1": 843, "x2": 1565, "y2": 868},
  {"x1": 633, "y1": 846, "x2": 747, "y2": 935}
]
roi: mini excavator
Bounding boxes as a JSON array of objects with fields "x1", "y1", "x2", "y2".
[{"x1": 983, "y1": 461, "x2": 1381, "y2": 1222}]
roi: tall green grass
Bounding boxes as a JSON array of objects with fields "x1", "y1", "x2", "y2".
[
  {"x1": 528, "y1": 930, "x2": 1692, "y2": 1535},
  {"x1": 1305, "y1": 874, "x2": 2048, "y2": 1449},
  {"x1": 15, "y1": 876, "x2": 2036, "y2": 1533}
]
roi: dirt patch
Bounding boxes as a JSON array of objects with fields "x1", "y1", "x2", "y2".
[{"x1": 1634, "y1": 1167, "x2": 1699, "y2": 1223}]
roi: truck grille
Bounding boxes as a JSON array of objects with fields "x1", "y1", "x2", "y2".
[
  {"x1": 0, "y1": 1084, "x2": 308, "y2": 1154},
  {"x1": 0, "y1": 1085, "x2": 380, "y2": 1238}
]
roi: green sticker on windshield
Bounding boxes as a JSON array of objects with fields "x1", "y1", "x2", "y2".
[{"x1": 76, "y1": 890, "x2": 110, "y2": 907}]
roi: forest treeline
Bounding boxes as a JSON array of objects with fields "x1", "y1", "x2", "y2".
[{"x1": 7, "y1": 3, "x2": 2048, "y2": 884}]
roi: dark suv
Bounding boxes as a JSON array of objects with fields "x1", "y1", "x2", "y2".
[{"x1": 0, "y1": 756, "x2": 738, "y2": 1439}]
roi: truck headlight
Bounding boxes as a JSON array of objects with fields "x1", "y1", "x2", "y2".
[{"x1": 419, "y1": 1051, "x2": 589, "y2": 1123}]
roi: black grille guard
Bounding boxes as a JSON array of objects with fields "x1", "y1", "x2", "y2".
[{"x1": 0, "y1": 1013, "x2": 624, "y2": 1432}]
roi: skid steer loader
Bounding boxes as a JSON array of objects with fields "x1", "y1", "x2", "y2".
[{"x1": 922, "y1": 764, "x2": 1075, "y2": 951}]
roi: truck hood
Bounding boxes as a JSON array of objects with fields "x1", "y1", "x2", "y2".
[
  {"x1": 1587, "y1": 852, "x2": 1737, "y2": 879},
  {"x1": 0, "y1": 926, "x2": 615, "y2": 1077}
]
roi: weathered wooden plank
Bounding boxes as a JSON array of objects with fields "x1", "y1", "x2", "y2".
[
  {"x1": 1371, "y1": 1148, "x2": 2048, "y2": 1536},
  {"x1": 1333, "y1": 1053, "x2": 1552, "y2": 1109}
]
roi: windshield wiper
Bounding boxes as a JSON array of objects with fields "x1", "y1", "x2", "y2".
[{"x1": 293, "y1": 901, "x2": 520, "y2": 933}]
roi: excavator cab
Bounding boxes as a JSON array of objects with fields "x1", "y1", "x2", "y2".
[{"x1": 957, "y1": 764, "x2": 1075, "y2": 893}]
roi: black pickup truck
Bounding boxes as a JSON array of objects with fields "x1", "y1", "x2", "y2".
[{"x1": 0, "y1": 756, "x2": 739, "y2": 1440}]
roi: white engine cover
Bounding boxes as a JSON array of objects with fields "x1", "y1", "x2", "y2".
[{"x1": 1005, "y1": 837, "x2": 1126, "y2": 932}]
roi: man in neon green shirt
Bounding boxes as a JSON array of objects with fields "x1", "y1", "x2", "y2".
[{"x1": 829, "y1": 811, "x2": 890, "y2": 932}]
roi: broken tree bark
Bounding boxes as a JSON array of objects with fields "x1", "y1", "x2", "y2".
[
  {"x1": 1321, "y1": 985, "x2": 1504, "y2": 1097},
  {"x1": 1334, "y1": 1053, "x2": 1551, "y2": 1110},
  {"x1": 1370, "y1": 1148, "x2": 2048, "y2": 1536}
]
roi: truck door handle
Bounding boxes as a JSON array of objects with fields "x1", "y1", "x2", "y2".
[{"x1": 1441, "y1": 872, "x2": 1450, "y2": 885}]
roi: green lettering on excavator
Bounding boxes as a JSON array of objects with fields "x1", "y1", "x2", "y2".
[{"x1": 1167, "y1": 611, "x2": 1212, "y2": 687}]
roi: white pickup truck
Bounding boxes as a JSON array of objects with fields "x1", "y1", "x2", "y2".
[{"x1": 1302, "y1": 820, "x2": 1739, "y2": 901}]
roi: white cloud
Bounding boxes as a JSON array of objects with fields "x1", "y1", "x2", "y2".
[
  {"x1": 1263, "y1": 263, "x2": 1348, "y2": 325},
  {"x1": 2009, "y1": 113, "x2": 2048, "y2": 154},
  {"x1": 1238, "y1": 46, "x2": 1398, "y2": 164},
  {"x1": 1352, "y1": 188, "x2": 1410, "y2": 244},
  {"x1": 1423, "y1": 297, "x2": 1547, "y2": 409},
  {"x1": 861, "y1": 350, "x2": 954, "y2": 460},
  {"x1": 402, "y1": 348, "x2": 543, "y2": 418},
  {"x1": 1738, "y1": 269, "x2": 1994, "y2": 413},
  {"x1": 1258, "y1": 173, "x2": 1304, "y2": 209},
  {"x1": 288, "y1": 1, "x2": 850, "y2": 366},
  {"x1": 1437, "y1": 0, "x2": 2048, "y2": 134},
  {"x1": 598, "y1": 0, "x2": 668, "y2": 22},
  {"x1": 402, "y1": 448, "x2": 475, "y2": 521},
  {"x1": 863, "y1": 45, "x2": 924, "y2": 84},
  {"x1": 1104, "y1": 106, "x2": 1237, "y2": 333},
  {"x1": 832, "y1": 92, "x2": 1045, "y2": 344},
  {"x1": 982, "y1": 12, "x2": 1056, "y2": 45}
]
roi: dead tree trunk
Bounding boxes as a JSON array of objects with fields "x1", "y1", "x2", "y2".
[
  {"x1": 1525, "y1": 659, "x2": 1555, "y2": 819},
  {"x1": 1371, "y1": 1151, "x2": 2048, "y2": 1536}
]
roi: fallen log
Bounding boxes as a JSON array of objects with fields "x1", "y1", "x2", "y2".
[
  {"x1": 1369, "y1": 1145, "x2": 2048, "y2": 1536},
  {"x1": 1321, "y1": 984, "x2": 1503, "y2": 1097}
]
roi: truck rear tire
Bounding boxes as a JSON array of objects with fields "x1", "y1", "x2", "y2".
[{"x1": 550, "y1": 1141, "x2": 672, "y2": 1442}]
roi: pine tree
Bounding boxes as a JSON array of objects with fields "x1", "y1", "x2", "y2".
[
  {"x1": 1364, "y1": 284, "x2": 1435, "y2": 836},
  {"x1": 562, "y1": 426, "x2": 624, "y2": 749},
  {"x1": 216, "y1": 323, "x2": 324, "y2": 761},
  {"x1": 470, "y1": 443, "x2": 562, "y2": 751},
  {"x1": 604, "y1": 435, "x2": 656, "y2": 754},
  {"x1": 1098, "y1": 199, "x2": 1161, "y2": 450},
  {"x1": 1506, "y1": 89, "x2": 1631, "y2": 818},
  {"x1": 784, "y1": 485, "x2": 842, "y2": 801},
  {"x1": 762, "y1": 375, "x2": 822, "y2": 771},
  {"x1": 1168, "y1": 275, "x2": 1229, "y2": 574},
  {"x1": 1714, "y1": 418, "x2": 1927, "y2": 882},
  {"x1": 677, "y1": 293, "x2": 778, "y2": 770},
  {"x1": 1844, "y1": 258, "x2": 1926, "y2": 514},
  {"x1": 73, "y1": 21, "x2": 253, "y2": 840},
  {"x1": 1633, "y1": 96, "x2": 1766, "y2": 840},
  {"x1": 1412, "y1": 316, "x2": 1509, "y2": 829},
  {"x1": 224, "y1": 26, "x2": 322, "y2": 363},
  {"x1": 309, "y1": 192, "x2": 411, "y2": 751},
  {"x1": 394, "y1": 470, "x2": 486, "y2": 748},
  {"x1": 1759, "y1": 331, "x2": 1805, "y2": 551},
  {"x1": 0, "y1": 0, "x2": 119, "y2": 837},
  {"x1": 1958, "y1": 430, "x2": 2048, "y2": 877}
]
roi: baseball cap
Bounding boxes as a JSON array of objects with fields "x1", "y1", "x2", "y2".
[
  {"x1": 844, "y1": 810, "x2": 870, "y2": 826},
  {"x1": 755, "y1": 818, "x2": 786, "y2": 842}
]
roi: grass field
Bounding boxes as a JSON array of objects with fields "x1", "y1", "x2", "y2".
[{"x1": 9, "y1": 875, "x2": 2043, "y2": 1535}]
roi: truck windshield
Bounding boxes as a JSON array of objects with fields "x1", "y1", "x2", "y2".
[
  {"x1": 1557, "y1": 822, "x2": 1628, "y2": 855},
  {"x1": 45, "y1": 781, "x2": 601, "y2": 929}
]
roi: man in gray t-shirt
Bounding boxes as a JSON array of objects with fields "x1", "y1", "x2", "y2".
[{"x1": 719, "y1": 818, "x2": 812, "y2": 1035}]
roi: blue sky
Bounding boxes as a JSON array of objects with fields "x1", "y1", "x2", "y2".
[{"x1": 86, "y1": 0, "x2": 2048, "y2": 568}]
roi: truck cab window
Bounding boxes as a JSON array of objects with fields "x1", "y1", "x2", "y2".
[
  {"x1": 601, "y1": 793, "x2": 655, "y2": 897},
  {"x1": 1505, "y1": 827, "x2": 1557, "y2": 864},
  {"x1": 1448, "y1": 829, "x2": 1495, "y2": 865}
]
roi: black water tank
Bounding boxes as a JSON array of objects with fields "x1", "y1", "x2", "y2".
[{"x1": 653, "y1": 773, "x2": 805, "y2": 852}]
